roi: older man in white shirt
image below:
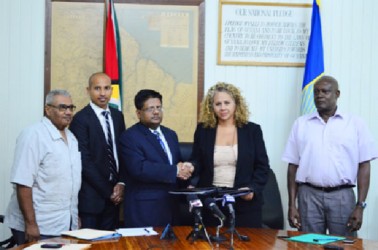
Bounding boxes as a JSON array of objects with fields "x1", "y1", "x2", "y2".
[
  {"x1": 282, "y1": 76, "x2": 378, "y2": 236},
  {"x1": 4, "y1": 90, "x2": 82, "y2": 245}
]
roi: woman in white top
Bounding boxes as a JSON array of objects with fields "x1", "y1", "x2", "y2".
[{"x1": 190, "y1": 82, "x2": 270, "y2": 227}]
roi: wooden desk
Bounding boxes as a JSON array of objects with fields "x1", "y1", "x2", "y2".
[{"x1": 11, "y1": 226, "x2": 378, "y2": 250}]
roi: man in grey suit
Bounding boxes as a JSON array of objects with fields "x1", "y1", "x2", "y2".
[{"x1": 70, "y1": 72, "x2": 126, "y2": 230}]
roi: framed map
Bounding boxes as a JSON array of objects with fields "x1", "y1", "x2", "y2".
[{"x1": 44, "y1": 0, "x2": 205, "y2": 142}]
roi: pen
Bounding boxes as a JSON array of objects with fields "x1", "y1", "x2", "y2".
[
  {"x1": 313, "y1": 238, "x2": 340, "y2": 242},
  {"x1": 144, "y1": 228, "x2": 150, "y2": 234}
]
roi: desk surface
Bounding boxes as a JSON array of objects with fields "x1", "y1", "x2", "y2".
[{"x1": 11, "y1": 226, "x2": 378, "y2": 250}]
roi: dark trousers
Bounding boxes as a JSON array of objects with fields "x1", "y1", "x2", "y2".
[
  {"x1": 11, "y1": 228, "x2": 57, "y2": 246},
  {"x1": 80, "y1": 200, "x2": 119, "y2": 230}
]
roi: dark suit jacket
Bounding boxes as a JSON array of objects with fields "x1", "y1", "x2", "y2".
[
  {"x1": 190, "y1": 122, "x2": 270, "y2": 213},
  {"x1": 70, "y1": 104, "x2": 126, "y2": 214},
  {"x1": 119, "y1": 122, "x2": 181, "y2": 227}
]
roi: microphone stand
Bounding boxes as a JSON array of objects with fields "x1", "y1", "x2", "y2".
[
  {"x1": 210, "y1": 216, "x2": 227, "y2": 243},
  {"x1": 186, "y1": 214, "x2": 213, "y2": 248},
  {"x1": 222, "y1": 195, "x2": 250, "y2": 250},
  {"x1": 229, "y1": 207, "x2": 235, "y2": 249}
]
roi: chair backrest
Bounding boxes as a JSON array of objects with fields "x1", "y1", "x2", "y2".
[
  {"x1": 261, "y1": 168, "x2": 284, "y2": 229},
  {"x1": 172, "y1": 143, "x2": 195, "y2": 226},
  {"x1": 1, "y1": 215, "x2": 16, "y2": 249},
  {"x1": 179, "y1": 142, "x2": 193, "y2": 162}
]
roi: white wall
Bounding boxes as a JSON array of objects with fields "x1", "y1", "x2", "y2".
[
  {"x1": 205, "y1": 0, "x2": 378, "y2": 240},
  {"x1": 0, "y1": 0, "x2": 45, "y2": 240},
  {"x1": 1, "y1": 0, "x2": 377, "y2": 241}
]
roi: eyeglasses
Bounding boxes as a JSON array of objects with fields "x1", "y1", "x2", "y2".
[
  {"x1": 47, "y1": 104, "x2": 76, "y2": 112},
  {"x1": 142, "y1": 106, "x2": 163, "y2": 113}
]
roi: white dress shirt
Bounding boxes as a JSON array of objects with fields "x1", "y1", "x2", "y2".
[
  {"x1": 282, "y1": 110, "x2": 378, "y2": 187},
  {"x1": 90, "y1": 101, "x2": 119, "y2": 170},
  {"x1": 4, "y1": 117, "x2": 82, "y2": 235},
  {"x1": 150, "y1": 127, "x2": 173, "y2": 164}
]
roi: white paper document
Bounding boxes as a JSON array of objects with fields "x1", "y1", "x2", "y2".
[{"x1": 116, "y1": 227, "x2": 158, "y2": 237}]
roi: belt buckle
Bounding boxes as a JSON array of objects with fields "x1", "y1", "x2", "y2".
[{"x1": 322, "y1": 186, "x2": 333, "y2": 192}]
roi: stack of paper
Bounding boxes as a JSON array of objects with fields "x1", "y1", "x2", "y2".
[
  {"x1": 116, "y1": 227, "x2": 158, "y2": 237},
  {"x1": 61, "y1": 228, "x2": 122, "y2": 241}
]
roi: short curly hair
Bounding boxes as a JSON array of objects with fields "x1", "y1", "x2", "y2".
[{"x1": 199, "y1": 82, "x2": 250, "y2": 128}]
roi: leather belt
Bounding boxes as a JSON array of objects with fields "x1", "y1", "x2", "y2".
[{"x1": 302, "y1": 182, "x2": 355, "y2": 192}]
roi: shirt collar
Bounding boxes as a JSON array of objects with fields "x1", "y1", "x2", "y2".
[
  {"x1": 307, "y1": 106, "x2": 345, "y2": 121},
  {"x1": 149, "y1": 126, "x2": 162, "y2": 135},
  {"x1": 90, "y1": 101, "x2": 110, "y2": 116},
  {"x1": 42, "y1": 116, "x2": 67, "y2": 141}
]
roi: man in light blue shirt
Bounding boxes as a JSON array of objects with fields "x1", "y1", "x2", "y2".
[{"x1": 4, "y1": 90, "x2": 81, "y2": 245}]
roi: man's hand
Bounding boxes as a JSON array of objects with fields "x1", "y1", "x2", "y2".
[
  {"x1": 177, "y1": 162, "x2": 194, "y2": 180},
  {"x1": 25, "y1": 222, "x2": 40, "y2": 243},
  {"x1": 183, "y1": 162, "x2": 194, "y2": 173},
  {"x1": 288, "y1": 205, "x2": 301, "y2": 229},
  {"x1": 347, "y1": 207, "x2": 363, "y2": 231},
  {"x1": 110, "y1": 183, "x2": 125, "y2": 205},
  {"x1": 16, "y1": 184, "x2": 40, "y2": 242}
]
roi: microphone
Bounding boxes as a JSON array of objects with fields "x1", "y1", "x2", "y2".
[
  {"x1": 186, "y1": 194, "x2": 213, "y2": 245},
  {"x1": 186, "y1": 194, "x2": 203, "y2": 223},
  {"x1": 204, "y1": 197, "x2": 226, "y2": 221},
  {"x1": 222, "y1": 194, "x2": 235, "y2": 218},
  {"x1": 221, "y1": 194, "x2": 250, "y2": 243},
  {"x1": 222, "y1": 194, "x2": 236, "y2": 232}
]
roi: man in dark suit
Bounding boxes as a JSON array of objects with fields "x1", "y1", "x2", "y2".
[
  {"x1": 70, "y1": 72, "x2": 126, "y2": 230},
  {"x1": 119, "y1": 89, "x2": 193, "y2": 227}
]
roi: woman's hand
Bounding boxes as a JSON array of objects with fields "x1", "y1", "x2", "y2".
[{"x1": 238, "y1": 187, "x2": 254, "y2": 201}]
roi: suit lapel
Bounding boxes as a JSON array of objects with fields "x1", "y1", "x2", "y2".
[
  {"x1": 139, "y1": 123, "x2": 170, "y2": 163},
  {"x1": 235, "y1": 125, "x2": 247, "y2": 177},
  {"x1": 109, "y1": 108, "x2": 119, "y2": 137},
  {"x1": 86, "y1": 105, "x2": 107, "y2": 142},
  {"x1": 206, "y1": 127, "x2": 216, "y2": 174}
]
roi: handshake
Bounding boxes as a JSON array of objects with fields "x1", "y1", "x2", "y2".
[{"x1": 177, "y1": 162, "x2": 195, "y2": 180}]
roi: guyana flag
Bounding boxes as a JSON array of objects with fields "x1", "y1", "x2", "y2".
[{"x1": 104, "y1": 0, "x2": 122, "y2": 110}]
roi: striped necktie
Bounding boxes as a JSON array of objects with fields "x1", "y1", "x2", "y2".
[
  {"x1": 102, "y1": 111, "x2": 118, "y2": 182},
  {"x1": 153, "y1": 130, "x2": 167, "y2": 154}
]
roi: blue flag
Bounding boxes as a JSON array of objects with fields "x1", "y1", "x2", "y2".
[{"x1": 300, "y1": 0, "x2": 324, "y2": 115}]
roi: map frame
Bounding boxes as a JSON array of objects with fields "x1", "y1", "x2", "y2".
[{"x1": 44, "y1": 0, "x2": 205, "y2": 142}]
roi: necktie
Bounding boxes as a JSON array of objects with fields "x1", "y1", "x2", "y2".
[
  {"x1": 153, "y1": 130, "x2": 167, "y2": 154},
  {"x1": 102, "y1": 111, "x2": 118, "y2": 182}
]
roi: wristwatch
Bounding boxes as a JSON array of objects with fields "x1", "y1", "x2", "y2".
[{"x1": 356, "y1": 201, "x2": 367, "y2": 209}]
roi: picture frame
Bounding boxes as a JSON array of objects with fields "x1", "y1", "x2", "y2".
[
  {"x1": 44, "y1": 0, "x2": 205, "y2": 142},
  {"x1": 218, "y1": 0, "x2": 312, "y2": 66}
]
